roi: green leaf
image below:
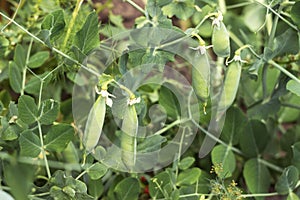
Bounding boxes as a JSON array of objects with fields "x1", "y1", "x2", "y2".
[
  {"x1": 243, "y1": 158, "x2": 271, "y2": 200},
  {"x1": 211, "y1": 145, "x2": 236, "y2": 178},
  {"x1": 18, "y1": 95, "x2": 38, "y2": 124},
  {"x1": 292, "y1": 142, "x2": 300, "y2": 171},
  {"x1": 87, "y1": 163, "x2": 107, "y2": 180},
  {"x1": 0, "y1": 36, "x2": 9, "y2": 56},
  {"x1": 13, "y1": 44, "x2": 26, "y2": 70},
  {"x1": 41, "y1": 10, "x2": 65, "y2": 40},
  {"x1": 87, "y1": 178, "x2": 103, "y2": 199},
  {"x1": 291, "y1": 2, "x2": 300, "y2": 29},
  {"x1": 114, "y1": 177, "x2": 140, "y2": 200},
  {"x1": 159, "y1": 85, "x2": 180, "y2": 119},
  {"x1": 38, "y1": 99, "x2": 60, "y2": 125},
  {"x1": 178, "y1": 157, "x2": 195, "y2": 170},
  {"x1": 149, "y1": 171, "x2": 172, "y2": 198},
  {"x1": 9, "y1": 61, "x2": 22, "y2": 93},
  {"x1": 44, "y1": 124, "x2": 74, "y2": 152},
  {"x1": 73, "y1": 12, "x2": 100, "y2": 55},
  {"x1": 162, "y1": 1, "x2": 195, "y2": 20},
  {"x1": 275, "y1": 166, "x2": 299, "y2": 195},
  {"x1": 287, "y1": 80, "x2": 300, "y2": 97},
  {"x1": 25, "y1": 72, "x2": 52, "y2": 95},
  {"x1": 239, "y1": 120, "x2": 269, "y2": 157},
  {"x1": 28, "y1": 51, "x2": 50, "y2": 69},
  {"x1": 176, "y1": 168, "x2": 201, "y2": 186},
  {"x1": 220, "y1": 106, "x2": 247, "y2": 145},
  {"x1": 19, "y1": 130, "x2": 41, "y2": 157}
]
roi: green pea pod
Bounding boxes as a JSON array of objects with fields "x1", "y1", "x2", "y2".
[
  {"x1": 212, "y1": 22, "x2": 230, "y2": 57},
  {"x1": 192, "y1": 53, "x2": 210, "y2": 103},
  {"x1": 217, "y1": 61, "x2": 241, "y2": 118},
  {"x1": 83, "y1": 96, "x2": 106, "y2": 153},
  {"x1": 121, "y1": 105, "x2": 138, "y2": 170}
]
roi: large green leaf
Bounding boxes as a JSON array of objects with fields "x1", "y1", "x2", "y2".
[
  {"x1": 275, "y1": 166, "x2": 299, "y2": 195},
  {"x1": 239, "y1": 120, "x2": 269, "y2": 157},
  {"x1": 162, "y1": 1, "x2": 195, "y2": 20},
  {"x1": 220, "y1": 106, "x2": 247, "y2": 145},
  {"x1": 159, "y1": 85, "x2": 180, "y2": 119},
  {"x1": 41, "y1": 10, "x2": 65, "y2": 41},
  {"x1": 73, "y1": 12, "x2": 100, "y2": 55},
  {"x1": 114, "y1": 177, "x2": 140, "y2": 200},
  {"x1": 9, "y1": 61, "x2": 22, "y2": 93},
  {"x1": 25, "y1": 72, "x2": 52, "y2": 95},
  {"x1": 176, "y1": 168, "x2": 201, "y2": 186},
  {"x1": 87, "y1": 178, "x2": 103, "y2": 199},
  {"x1": 19, "y1": 130, "x2": 41, "y2": 157},
  {"x1": 38, "y1": 99, "x2": 60, "y2": 125},
  {"x1": 13, "y1": 44, "x2": 26, "y2": 70},
  {"x1": 44, "y1": 124, "x2": 74, "y2": 152},
  {"x1": 287, "y1": 80, "x2": 300, "y2": 97},
  {"x1": 18, "y1": 95, "x2": 38, "y2": 124},
  {"x1": 211, "y1": 145, "x2": 236, "y2": 178},
  {"x1": 243, "y1": 158, "x2": 271, "y2": 200}
]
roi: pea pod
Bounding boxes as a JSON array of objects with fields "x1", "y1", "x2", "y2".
[
  {"x1": 212, "y1": 22, "x2": 230, "y2": 58},
  {"x1": 83, "y1": 96, "x2": 106, "y2": 153},
  {"x1": 192, "y1": 53, "x2": 210, "y2": 105},
  {"x1": 121, "y1": 104, "x2": 138, "y2": 170},
  {"x1": 217, "y1": 61, "x2": 241, "y2": 118}
]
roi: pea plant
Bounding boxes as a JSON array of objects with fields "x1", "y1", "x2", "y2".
[{"x1": 0, "y1": 0, "x2": 300, "y2": 199}]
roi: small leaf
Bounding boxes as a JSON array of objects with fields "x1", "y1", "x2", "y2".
[
  {"x1": 114, "y1": 177, "x2": 140, "y2": 200},
  {"x1": 176, "y1": 168, "x2": 201, "y2": 186},
  {"x1": 149, "y1": 171, "x2": 172, "y2": 198},
  {"x1": 275, "y1": 166, "x2": 299, "y2": 195},
  {"x1": 159, "y1": 85, "x2": 180, "y2": 119},
  {"x1": 211, "y1": 145, "x2": 236, "y2": 178},
  {"x1": 287, "y1": 192, "x2": 300, "y2": 200},
  {"x1": 38, "y1": 99, "x2": 60, "y2": 125},
  {"x1": 178, "y1": 157, "x2": 195, "y2": 170},
  {"x1": 28, "y1": 51, "x2": 50, "y2": 69},
  {"x1": 0, "y1": 36, "x2": 9, "y2": 56},
  {"x1": 19, "y1": 130, "x2": 41, "y2": 157},
  {"x1": 9, "y1": 61, "x2": 22, "y2": 93},
  {"x1": 162, "y1": 1, "x2": 195, "y2": 20},
  {"x1": 87, "y1": 163, "x2": 107, "y2": 180},
  {"x1": 18, "y1": 95, "x2": 38, "y2": 124},
  {"x1": 41, "y1": 10, "x2": 65, "y2": 41},
  {"x1": 14, "y1": 44, "x2": 26, "y2": 70},
  {"x1": 87, "y1": 178, "x2": 103, "y2": 199},
  {"x1": 25, "y1": 72, "x2": 52, "y2": 95},
  {"x1": 73, "y1": 12, "x2": 100, "y2": 55},
  {"x1": 243, "y1": 158, "x2": 271, "y2": 200},
  {"x1": 287, "y1": 80, "x2": 300, "y2": 97},
  {"x1": 44, "y1": 124, "x2": 74, "y2": 152}
]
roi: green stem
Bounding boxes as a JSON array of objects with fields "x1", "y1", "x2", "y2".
[
  {"x1": 262, "y1": 64, "x2": 268, "y2": 100},
  {"x1": 62, "y1": 0, "x2": 84, "y2": 51},
  {"x1": 258, "y1": 157, "x2": 283, "y2": 172},
  {"x1": 38, "y1": 122, "x2": 51, "y2": 178},
  {"x1": 153, "y1": 118, "x2": 189, "y2": 135},
  {"x1": 124, "y1": 0, "x2": 145, "y2": 15},
  {"x1": 21, "y1": 38, "x2": 33, "y2": 95},
  {"x1": 218, "y1": 0, "x2": 227, "y2": 14},
  {"x1": 281, "y1": 103, "x2": 300, "y2": 110},
  {"x1": 241, "y1": 192, "x2": 279, "y2": 198},
  {"x1": 268, "y1": 60, "x2": 300, "y2": 84}
]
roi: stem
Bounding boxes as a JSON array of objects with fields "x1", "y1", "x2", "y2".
[
  {"x1": 262, "y1": 64, "x2": 268, "y2": 100},
  {"x1": 218, "y1": 0, "x2": 227, "y2": 14},
  {"x1": 281, "y1": 103, "x2": 300, "y2": 110},
  {"x1": 62, "y1": 0, "x2": 84, "y2": 51},
  {"x1": 124, "y1": 0, "x2": 145, "y2": 15},
  {"x1": 241, "y1": 192, "x2": 279, "y2": 198},
  {"x1": 153, "y1": 118, "x2": 189, "y2": 135},
  {"x1": 38, "y1": 122, "x2": 51, "y2": 178},
  {"x1": 258, "y1": 158, "x2": 283, "y2": 172},
  {"x1": 21, "y1": 38, "x2": 33, "y2": 95},
  {"x1": 268, "y1": 60, "x2": 300, "y2": 84}
]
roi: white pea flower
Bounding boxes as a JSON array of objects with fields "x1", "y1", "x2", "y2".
[
  {"x1": 127, "y1": 97, "x2": 141, "y2": 106},
  {"x1": 95, "y1": 86, "x2": 115, "y2": 107},
  {"x1": 226, "y1": 53, "x2": 247, "y2": 65},
  {"x1": 189, "y1": 44, "x2": 213, "y2": 55},
  {"x1": 212, "y1": 11, "x2": 223, "y2": 28}
]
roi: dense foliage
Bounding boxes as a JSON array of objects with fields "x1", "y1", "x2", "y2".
[{"x1": 0, "y1": 0, "x2": 300, "y2": 199}]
